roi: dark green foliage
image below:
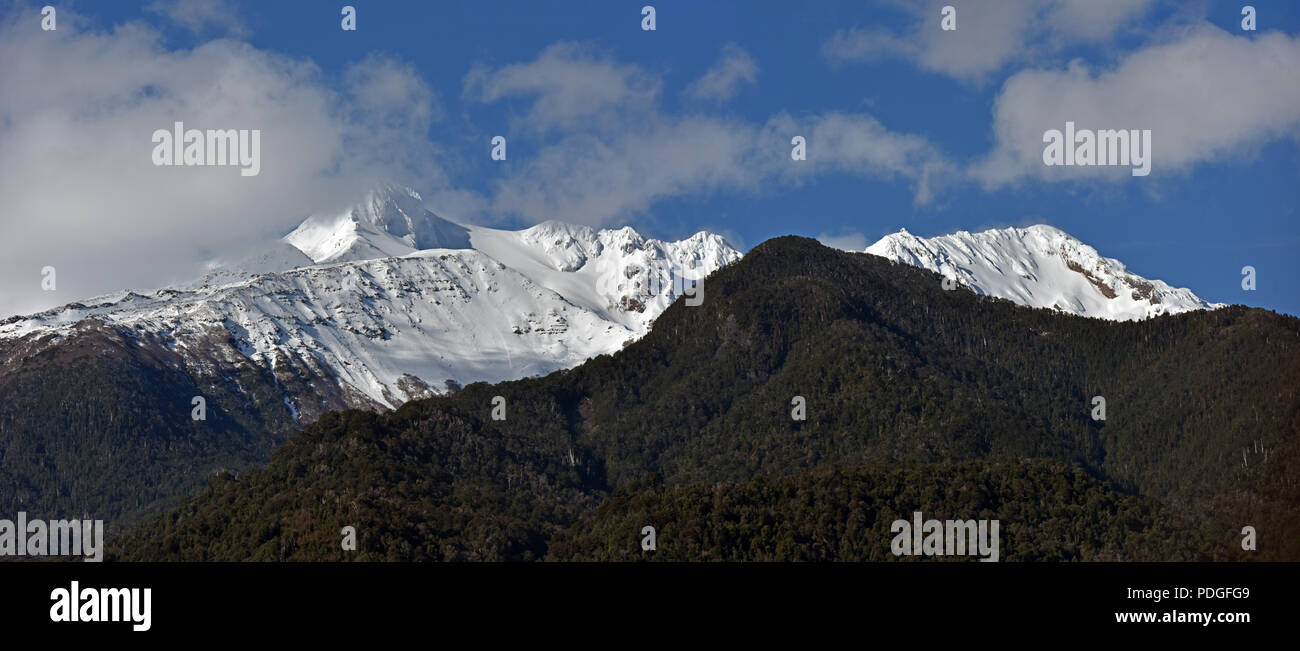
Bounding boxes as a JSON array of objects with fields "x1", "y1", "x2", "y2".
[
  {"x1": 0, "y1": 325, "x2": 297, "y2": 535},
  {"x1": 116, "y1": 237, "x2": 1300, "y2": 560},
  {"x1": 550, "y1": 461, "x2": 1218, "y2": 561},
  {"x1": 121, "y1": 397, "x2": 602, "y2": 561}
]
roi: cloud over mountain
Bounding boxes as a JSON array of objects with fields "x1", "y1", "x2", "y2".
[{"x1": 0, "y1": 9, "x2": 443, "y2": 317}]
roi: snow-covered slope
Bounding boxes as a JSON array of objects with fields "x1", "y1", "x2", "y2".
[
  {"x1": 0, "y1": 186, "x2": 741, "y2": 411},
  {"x1": 2, "y1": 186, "x2": 1215, "y2": 416},
  {"x1": 284, "y1": 185, "x2": 473, "y2": 264},
  {"x1": 193, "y1": 241, "x2": 316, "y2": 287},
  {"x1": 864, "y1": 225, "x2": 1221, "y2": 321}
]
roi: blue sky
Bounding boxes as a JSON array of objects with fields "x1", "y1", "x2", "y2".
[{"x1": 2, "y1": 0, "x2": 1297, "y2": 317}]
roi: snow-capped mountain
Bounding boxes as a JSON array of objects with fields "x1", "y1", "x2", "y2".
[
  {"x1": 1, "y1": 194, "x2": 1219, "y2": 423},
  {"x1": 283, "y1": 184, "x2": 473, "y2": 264},
  {"x1": 0, "y1": 186, "x2": 741, "y2": 415},
  {"x1": 864, "y1": 225, "x2": 1221, "y2": 321}
]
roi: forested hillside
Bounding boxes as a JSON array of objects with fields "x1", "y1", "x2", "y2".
[
  {"x1": 0, "y1": 323, "x2": 301, "y2": 532},
  {"x1": 118, "y1": 237, "x2": 1300, "y2": 561},
  {"x1": 549, "y1": 461, "x2": 1218, "y2": 562}
]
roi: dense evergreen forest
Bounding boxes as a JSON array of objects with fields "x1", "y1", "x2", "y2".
[
  {"x1": 116, "y1": 237, "x2": 1299, "y2": 561},
  {"x1": 0, "y1": 324, "x2": 299, "y2": 532},
  {"x1": 550, "y1": 461, "x2": 1218, "y2": 562}
]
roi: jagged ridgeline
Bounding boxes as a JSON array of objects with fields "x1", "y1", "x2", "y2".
[{"x1": 117, "y1": 237, "x2": 1300, "y2": 561}]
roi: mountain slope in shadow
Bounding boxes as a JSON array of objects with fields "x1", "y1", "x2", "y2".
[{"x1": 117, "y1": 237, "x2": 1300, "y2": 561}]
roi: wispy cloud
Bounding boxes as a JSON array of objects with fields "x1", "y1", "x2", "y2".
[
  {"x1": 463, "y1": 41, "x2": 660, "y2": 134},
  {"x1": 824, "y1": 0, "x2": 1155, "y2": 84},
  {"x1": 146, "y1": 0, "x2": 248, "y2": 37},
  {"x1": 685, "y1": 42, "x2": 758, "y2": 102},
  {"x1": 473, "y1": 44, "x2": 952, "y2": 225}
]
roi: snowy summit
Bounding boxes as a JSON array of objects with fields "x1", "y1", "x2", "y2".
[
  {"x1": 864, "y1": 225, "x2": 1222, "y2": 321},
  {"x1": 0, "y1": 186, "x2": 741, "y2": 412}
]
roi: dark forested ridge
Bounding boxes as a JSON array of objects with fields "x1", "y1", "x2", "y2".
[
  {"x1": 0, "y1": 324, "x2": 299, "y2": 533},
  {"x1": 0, "y1": 300, "x2": 386, "y2": 535},
  {"x1": 113, "y1": 236, "x2": 1299, "y2": 560}
]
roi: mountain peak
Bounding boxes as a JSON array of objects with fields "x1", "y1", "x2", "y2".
[
  {"x1": 865, "y1": 224, "x2": 1220, "y2": 321},
  {"x1": 2, "y1": 183, "x2": 744, "y2": 411},
  {"x1": 284, "y1": 185, "x2": 471, "y2": 263},
  {"x1": 1023, "y1": 223, "x2": 1068, "y2": 237}
]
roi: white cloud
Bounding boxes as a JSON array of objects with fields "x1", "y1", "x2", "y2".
[
  {"x1": 823, "y1": 0, "x2": 1155, "y2": 83},
  {"x1": 1043, "y1": 0, "x2": 1157, "y2": 41},
  {"x1": 146, "y1": 0, "x2": 247, "y2": 37},
  {"x1": 972, "y1": 24, "x2": 1300, "y2": 187},
  {"x1": 0, "y1": 10, "x2": 444, "y2": 317},
  {"x1": 475, "y1": 46, "x2": 952, "y2": 225},
  {"x1": 463, "y1": 41, "x2": 660, "y2": 133},
  {"x1": 484, "y1": 110, "x2": 951, "y2": 225},
  {"x1": 342, "y1": 53, "x2": 446, "y2": 181},
  {"x1": 490, "y1": 116, "x2": 763, "y2": 224},
  {"x1": 686, "y1": 43, "x2": 758, "y2": 102},
  {"x1": 769, "y1": 112, "x2": 953, "y2": 205}
]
